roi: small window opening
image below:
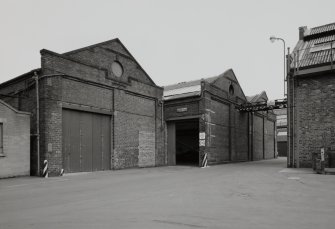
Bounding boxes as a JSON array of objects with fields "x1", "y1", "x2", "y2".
[{"x1": 229, "y1": 85, "x2": 234, "y2": 96}]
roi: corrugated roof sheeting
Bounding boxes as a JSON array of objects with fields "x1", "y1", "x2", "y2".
[
  {"x1": 292, "y1": 26, "x2": 335, "y2": 68},
  {"x1": 163, "y1": 85, "x2": 201, "y2": 97},
  {"x1": 163, "y1": 75, "x2": 220, "y2": 100},
  {"x1": 314, "y1": 34, "x2": 335, "y2": 44},
  {"x1": 310, "y1": 23, "x2": 335, "y2": 36},
  {"x1": 163, "y1": 91, "x2": 201, "y2": 101},
  {"x1": 299, "y1": 48, "x2": 334, "y2": 68},
  {"x1": 164, "y1": 79, "x2": 201, "y2": 91},
  {"x1": 164, "y1": 75, "x2": 219, "y2": 91}
]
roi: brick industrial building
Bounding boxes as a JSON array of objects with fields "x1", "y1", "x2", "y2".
[
  {"x1": 163, "y1": 69, "x2": 276, "y2": 166},
  {"x1": 246, "y1": 91, "x2": 277, "y2": 160},
  {"x1": 288, "y1": 22, "x2": 335, "y2": 168},
  {"x1": 0, "y1": 39, "x2": 165, "y2": 176},
  {"x1": 0, "y1": 100, "x2": 30, "y2": 178}
]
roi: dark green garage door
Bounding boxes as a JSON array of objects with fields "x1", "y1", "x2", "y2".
[{"x1": 62, "y1": 109, "x2": 111, "y2": 173}]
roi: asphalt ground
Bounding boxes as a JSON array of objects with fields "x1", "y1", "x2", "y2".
[{"x1": 0, "y1": 157, "x2": 334, "y2": 229}]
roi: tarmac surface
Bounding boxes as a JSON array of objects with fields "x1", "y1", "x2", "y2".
[{"x1": 1, "y1": 157, "x2": 335, "y2": 229}]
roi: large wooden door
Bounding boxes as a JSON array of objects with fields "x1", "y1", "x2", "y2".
[{"x1": 62, "y1": 109, "x2": 111, "y2": 173}]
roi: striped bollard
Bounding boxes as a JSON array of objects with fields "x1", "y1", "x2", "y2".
[
  {"x1": 201, "y1": 153, "x2": 208, "y2": 168},
  {"x1": 43, "y1": 160, "x2": 48, "y2": 178},
  {"x1": 60, "y1": 169, "x2": 64, "y2": 176}
]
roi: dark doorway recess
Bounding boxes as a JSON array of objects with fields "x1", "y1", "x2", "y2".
[
  {"x1": 175, "y1": 119, "x2": 199, "y2": 165},
  {"x1": 277, "y1": 142, "x2": 287, "y2": 157}
]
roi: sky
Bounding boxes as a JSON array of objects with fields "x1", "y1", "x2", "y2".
[{"x1": 0, "y1": 0, "x2": 334, "y2": 100}]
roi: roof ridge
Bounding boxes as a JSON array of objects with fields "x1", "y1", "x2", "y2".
[
  {"x1": 164, "y1": 74, "x2": 222, "y2": 88},
  {"x1": 0, "y1": 68, "x2": 41, "y2": 87},
  {"x1": 61, "y1": 38, "x2": 159, "y2": 88},
  {"x1": 62, "y1": 38, "x2": 122, "y2": 56},
  {"x1": 311, "y1": 22, "x2": 335, "y2": 30}
]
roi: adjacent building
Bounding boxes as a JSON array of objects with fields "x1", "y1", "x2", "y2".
[
  {"x1": 0, "y1": 38, "x2": 165, "y2": 176},
  {"x1": 288, "y1": 22, "x2": 335, "y2": 168},
  {"x1": 0, "y1": 100, "x2": 30, "y2": 178},
  {"x1": 273, "y1": 108, "x2": 287, "y2": 157},
  {"x1": 163, "y1": 69, "x2": 276, "y2": 166},
  {"x1": 246, "y1": 91, "x2": 277, "y2": 160}
]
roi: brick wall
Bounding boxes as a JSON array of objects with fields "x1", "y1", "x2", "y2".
[
  {"x1": 252, "y1": 112, "x2": 276, "y2": 161},
  {"x1": 164, "y1": 100, "x2": 200, "y2": 120},
  {"x1": 66, "y1": 45, "x2": 153, "y2": 86},
  {"x1": 205, "y1": 97, "x2": 230, "y2": 163},
  {"x1": 264, "y1": 118, "x2": 275, "y2": 159},
  {"x1": 114, "y1": 90, "x2": 156, "y2": 169},
  {"x1": 253, "y1": 114, "x2": 264, "y2": 160},
  {"x1": 204, "y1": 78, "x2": 250, "y2": 164},
  {"x1": 234, "y1": 111, "x2": 249, "y2": 161},
  {"x1": 289, "y1": 72, "x2": 335, "y2": 167},
  {"x1": 0, "y1": 101, "x2": 30, "y2": 178}
]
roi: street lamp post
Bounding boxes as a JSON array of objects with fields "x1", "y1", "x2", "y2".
[{"x1": 270, "y1": 36, "x2": 286, "y2": 97}]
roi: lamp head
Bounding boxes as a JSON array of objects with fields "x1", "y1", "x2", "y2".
[{"x1": 270, "y1": 36, "x2": 277, "y2": 43}]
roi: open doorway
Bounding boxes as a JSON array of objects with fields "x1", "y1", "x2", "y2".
[
  {"x1": 176, "y1": 120, "x2": 199, "y2": 165},
  {"x1": 167, "y1": 119, "x2": 199, "y2": 166}
]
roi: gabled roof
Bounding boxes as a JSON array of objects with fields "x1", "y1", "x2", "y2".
[
  {"x1": 0, "y1": 68, "x2": 40, "y2": 88},
  {"x1": 163, "y1": 68, "x2": 248, "y2": 101},
  {"x1": 0, "y1": 39, "x2": 159, "y2": 88},
  {"x1": 216, "y1": 68, "x2": 247, "y2": 101},
  {"x1": 291, "y1": 22, "x2": 335, "y2": 69},
  {"x1": 62, "y1": 38, "x2": 131, "y2": 57},
  {"x1": 163, "y1": 76, "x2": 220, "y2": 101},
  {"x1": 62, "y1": 38, "x2": 157, "y2": 86},
  {"x1": 246, "y1": 91, "x2": 268, "y2": 103}
]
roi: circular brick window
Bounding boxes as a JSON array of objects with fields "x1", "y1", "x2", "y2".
[{"x1": 111, "y1": 61, "x2": 123, "y2": 77}]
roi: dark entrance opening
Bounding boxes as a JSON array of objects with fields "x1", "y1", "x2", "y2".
[
  {"x1": 277, "y1": 141, "x2": 287, "y2": 157},
  {"x1": 175, "y1": 119, "x2": 199, "y2": 165}
]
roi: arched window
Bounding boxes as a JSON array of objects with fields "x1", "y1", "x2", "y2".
[{"x1": 229, "y1": 84, "x2": 234, "y2": 96}]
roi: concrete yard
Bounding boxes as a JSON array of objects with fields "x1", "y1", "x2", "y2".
[{"x1": 0, "y1": 158, "x2": 334, "y2": 229}]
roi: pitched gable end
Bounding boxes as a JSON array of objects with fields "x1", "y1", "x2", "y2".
[
  {"x1": 63, "y1": 38, "x2": 132, "y2": 57},
  {"x1": 61, "y1": 38, "x2": 158, "y2": 87},
  {"x1": 211, "y1": 69, "x2": 247, "y2": 101}
]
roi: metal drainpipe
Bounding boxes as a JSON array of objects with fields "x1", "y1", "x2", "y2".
[
  {"x1": 159, "y1": 99, "x2": 165, "y2": 165},
  {"x1": 160, "y1": 100, "x2": 164, "y2": 128},
  {"x1": 32, "y1": 73, "x2": 66, "y2": 176},
  {"x1": 33, "y1": 72, "x2": 40, "y2": 176},
  {"x1": 292, "y1": 73, "x2": 296, "y2": 167},
  {"x1": 251, "y1": 112, "x2": 254, "y2": 161},
  {"x1": 292, "y1": 52, "x2": 297, "y2": 167},
  {"x1": 293, "y1": 48, "x2": 298, "y2": 167},
  {"x1": 287, "y1": 48, "x2": 291, "y2": 167}
]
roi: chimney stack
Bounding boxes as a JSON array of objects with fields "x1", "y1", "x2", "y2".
[{"x1": 299, "y1": 26, "x2": 307, "y2": 40}]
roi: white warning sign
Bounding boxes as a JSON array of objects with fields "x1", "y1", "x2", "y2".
[
  {"x1": 199, "y1": 132, "x2": 205, "y2": 140},
  {"x1": 321, "y1": 148, "x2": 325, "y2": 161}
]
